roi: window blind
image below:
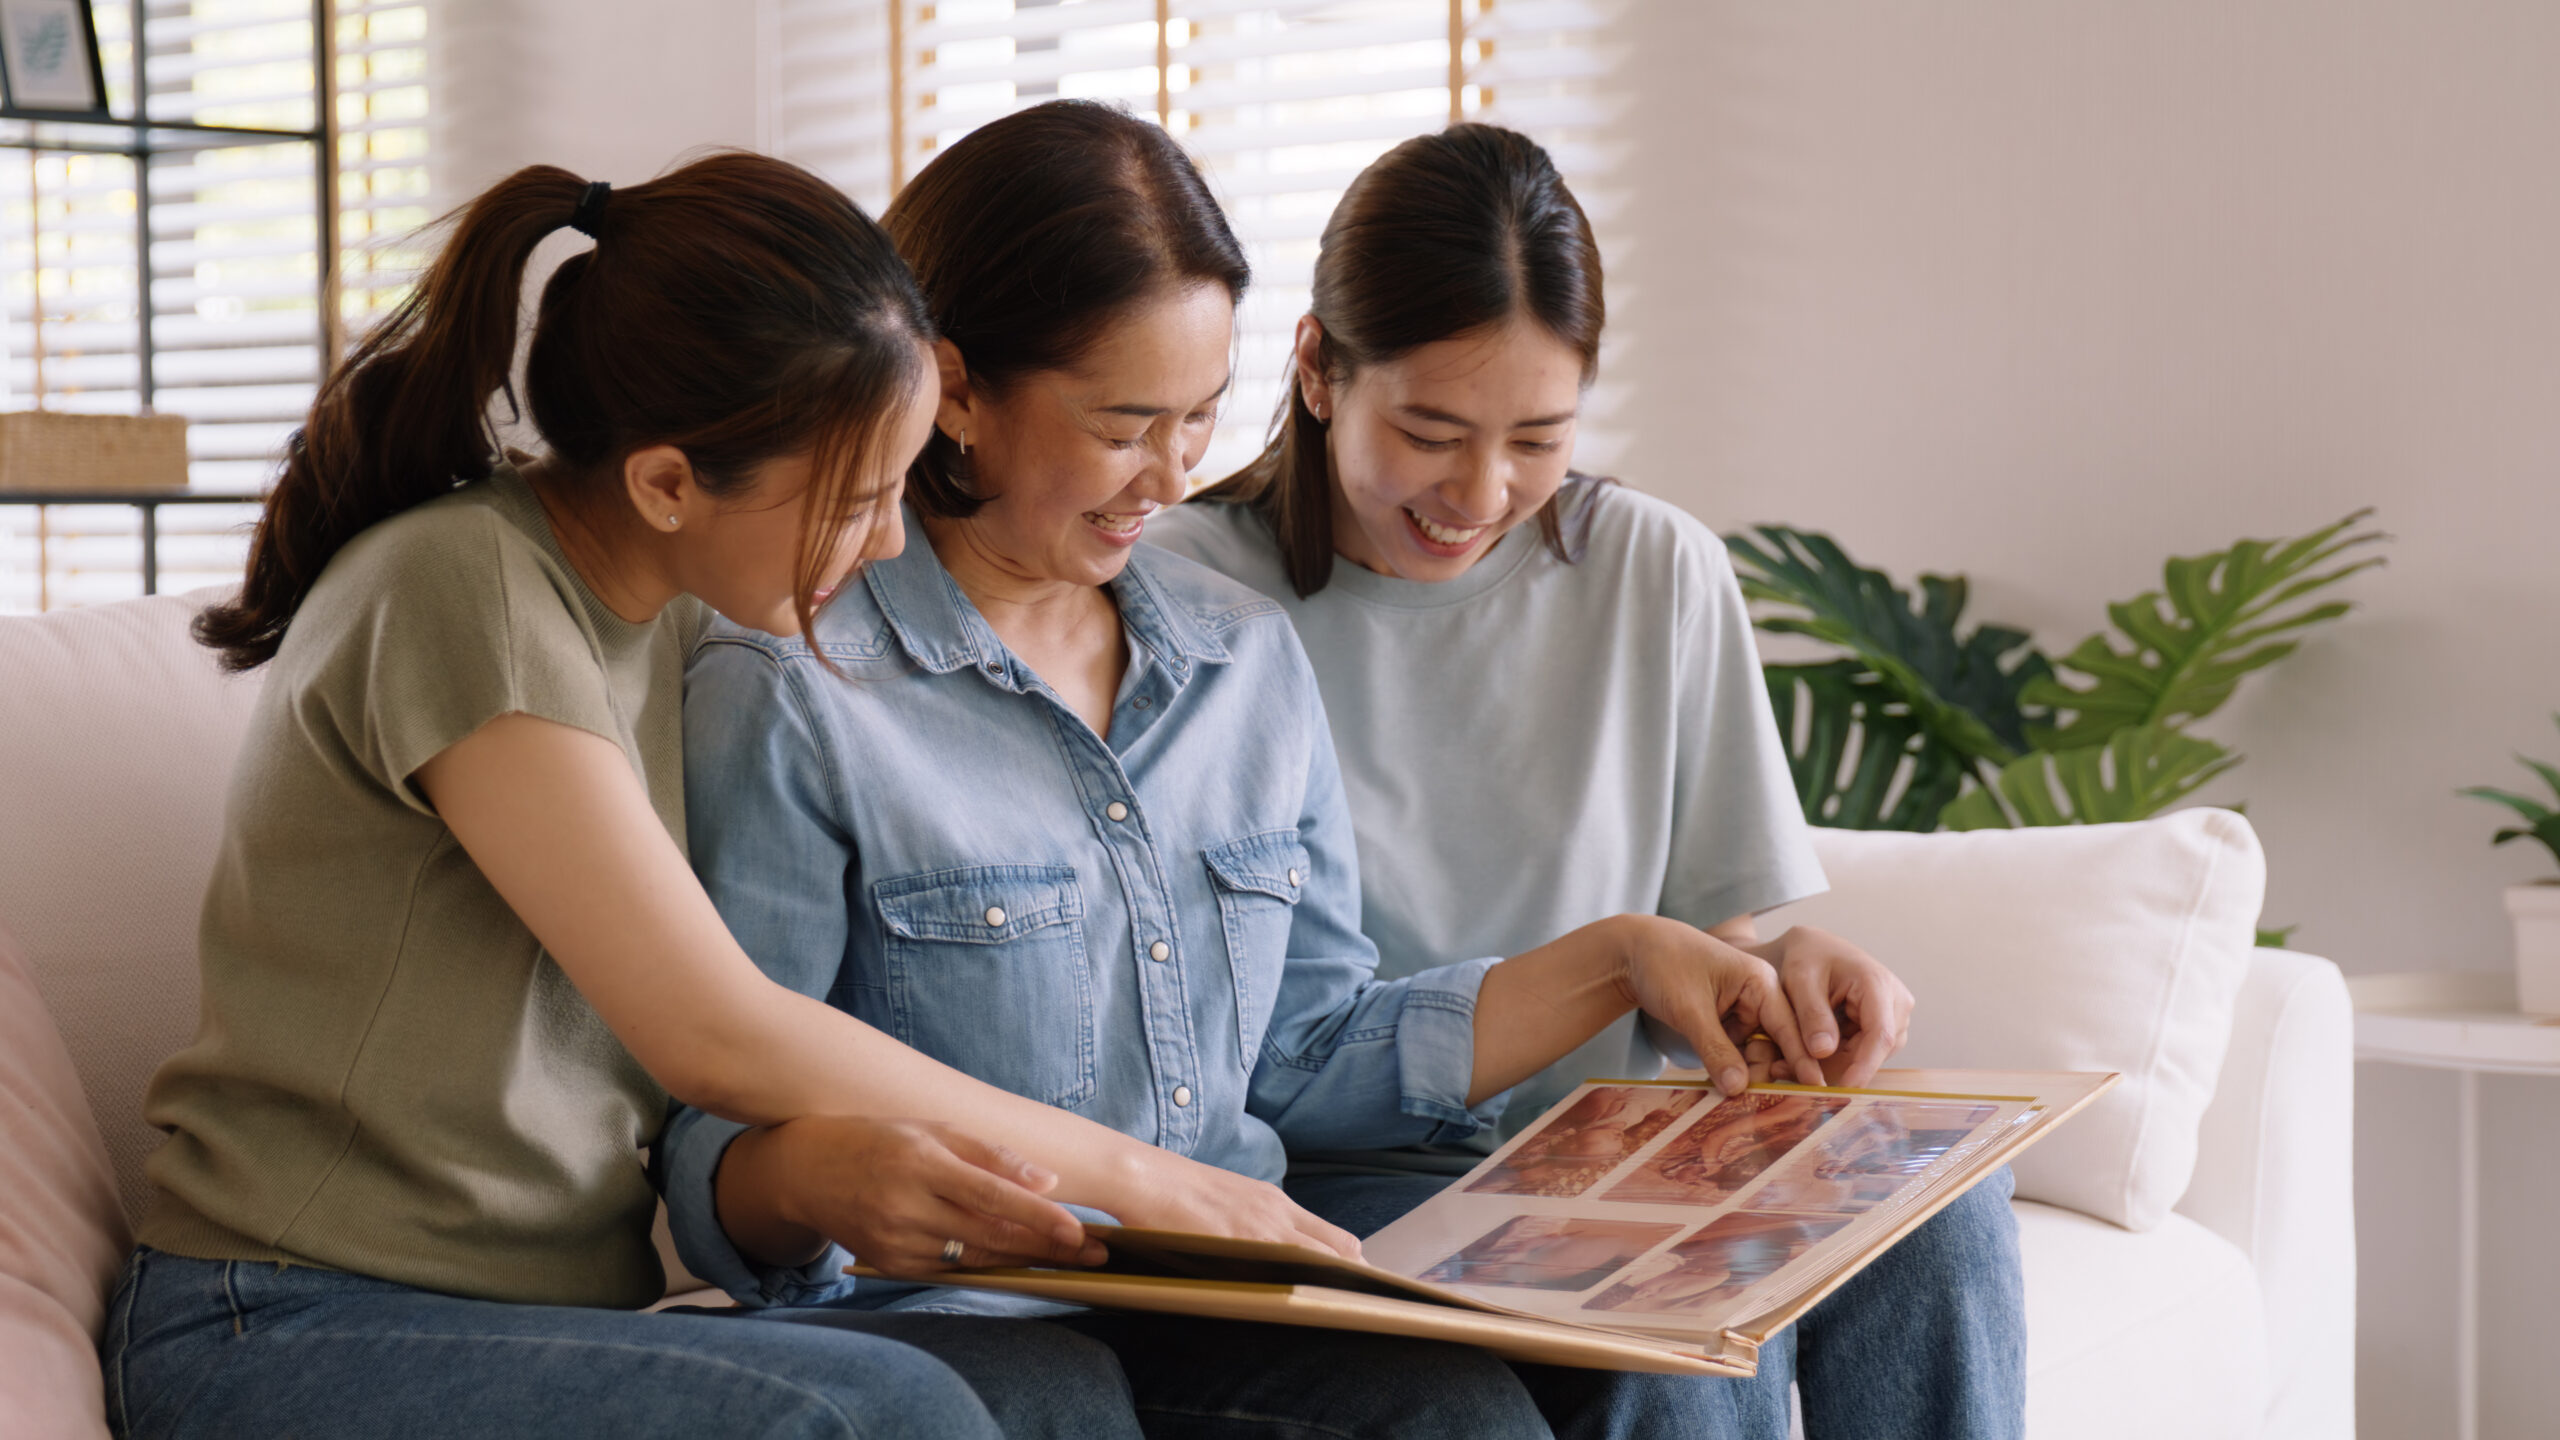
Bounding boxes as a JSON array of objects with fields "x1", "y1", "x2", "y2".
[
  {"x1": 768, "y1": 0, "x2": 1627, "y2": 485},
  {"x1": 1, "y1": 0, "x2": 430, "y2": 612}
]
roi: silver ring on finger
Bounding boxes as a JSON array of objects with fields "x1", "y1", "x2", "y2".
[{"x1": 941, "y1": 1238, "x2": 965, "y2": 1265}]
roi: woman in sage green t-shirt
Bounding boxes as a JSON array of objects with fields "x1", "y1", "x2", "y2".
[{"x1": 112, "y1": 153, "x2": 1188, "y2": 1440}]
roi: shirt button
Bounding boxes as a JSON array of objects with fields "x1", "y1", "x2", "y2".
[
  {"x1": 1172, "y1": 1085, "x2": 1193, "y2": 1108},
  {"x1": 1133, "y1": 696, "x2": 1153, "y2": 710},
  {"x1": 983, "y1": 906, "x2": 1007, "y2": 927},
  {"x1": 1286, "y1": 868, "x2": 1301, "y2": 887},
  {"x1": 1149, "y1": 940, "x2": 1170, "y2": 962},
  {"x1": 1105, "y1": 802, "x2": 1129, "y2": 822}
]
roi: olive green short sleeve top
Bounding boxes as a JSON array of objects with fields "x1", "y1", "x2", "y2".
[{"x1": 139, "y1": 466, "x2": 707, "y2": 1310}]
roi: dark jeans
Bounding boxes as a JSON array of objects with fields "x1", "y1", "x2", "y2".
[
  {"x1": 1287, "y1": 1165, "x2": 2027, "y2": 1440},
  {"x1": 776, "y1": 1291, "x2": 1652, "y2": 1439}
]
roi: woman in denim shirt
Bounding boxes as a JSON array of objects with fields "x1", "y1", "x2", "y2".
[{"x1": 667, "y1": 102, "x2": 1816, "y2": 1440}]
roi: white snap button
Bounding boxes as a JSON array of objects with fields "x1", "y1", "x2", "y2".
[
  {"x1": 1286, "y1": 868, "x2": 1301, "y2": 887},
  {"x1": 1172, "y1": 1085, "x2": 1192, "y2": 1108},
  {"x1": 1149, "y1": 940, "x2": 1170, "y2": 962},
  {"x1": 983, "y1": 906, "x2": 1006, "y2": 927},
  {"x1": 1106, "y1": 802, "x2": 1129, "y2": 822}
]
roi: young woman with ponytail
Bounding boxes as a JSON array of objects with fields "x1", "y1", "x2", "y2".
[
  {"x1": 109, "y1": 153, "x2": 1158, "y2": 1439},
  {"x1": 1149, "y1": 126, "x2": 2029, "y2": 1439}
]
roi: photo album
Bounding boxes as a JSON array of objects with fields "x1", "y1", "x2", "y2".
[{"x1": 891, "y1": 1067, "x2": 2116, "y2": 1375}]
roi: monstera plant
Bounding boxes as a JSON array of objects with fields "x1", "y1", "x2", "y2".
[{"x1": 1726, "y1": 511, "x2": 2385, "y2": 836}]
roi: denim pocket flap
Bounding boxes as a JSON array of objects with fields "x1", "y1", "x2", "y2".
[
  {"x1": 1203, "y1": 830, "x2": 1310, "y2": 905},
  {"x1": 875, "y1": 864, "x2": 1085, "y2": 943}
]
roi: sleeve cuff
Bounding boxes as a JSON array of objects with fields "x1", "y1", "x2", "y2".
[
  {"x1": 1663, "y1": 859, "x2": 1831, "y2": 936},
  {"x1": 660, "y1": 1107, "x2": 857, "y2": 1311},
  {"x1": 1393, "y1": 956, "x2": 1510, "y2": 1143}
]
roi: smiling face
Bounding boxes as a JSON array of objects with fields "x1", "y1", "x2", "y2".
[
  {"x1": 672, "y1": 354, "x2": 940, "y2": 636},
  {"x1": 933, "y1": 282, "x2": 1233, "y2": 589},
  {"x1": 1305, "y1": 316, "x2": 1585, "y2": 582}
]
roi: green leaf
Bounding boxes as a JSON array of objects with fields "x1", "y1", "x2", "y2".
[
  {"x1": 1726, "y1": 527, "x2": 2051, "y2": 764},
  {"x1": 2520, "y1": 754, "x2": 2560, "y2": 806},
  {"x1": 2256, "y1": 925, "x2": 2298, "y2": 949},
  {"x1": 2027, "y1": 511, "x2": 2385, "y2": 749},
  {"x1": 2460, "y1": 785, "x2": 2554, "y2": 825},
  {"x1": 1764, "y1": 661, "x2": 1970, "y2": 830},
  {"x1": 2489, "y1": 814, "x2": 2560, "y2": 872},
  {"x1": 1942, "y1": 725, "x2": 2241, "y2": 830}
]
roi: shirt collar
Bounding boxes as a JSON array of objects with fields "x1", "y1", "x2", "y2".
[{"x1": 864, "y1": 506, "x2": 1232, "y2": 684}]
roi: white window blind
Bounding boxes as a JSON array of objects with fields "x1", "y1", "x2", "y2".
[
  {"x1": 1, "y1": 0, "x2": 430, "y2": 612},
  {"x1": 766, "y1": 0, "x2": 1627, "y2": 485}
]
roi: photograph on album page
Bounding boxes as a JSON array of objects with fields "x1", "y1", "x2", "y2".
[{"x1": 1363, "y1": 1079, "x2": 2036, "y2": 1337}]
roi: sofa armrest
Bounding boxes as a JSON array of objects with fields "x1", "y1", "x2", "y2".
[{"x1": 2174, "y1": 946, "x2": 2354, "y2": 1440}]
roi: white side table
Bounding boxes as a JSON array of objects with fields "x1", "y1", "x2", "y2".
[{"x1": 2349, "y1": 971, "x2": 2560, "y2": 1440}]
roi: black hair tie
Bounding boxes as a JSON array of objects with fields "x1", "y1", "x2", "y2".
[{"x1": 568, "y1": 180, "x2": 612, "y2": 238}]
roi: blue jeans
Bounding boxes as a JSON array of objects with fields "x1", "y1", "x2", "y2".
[
  {"x1": 106, "y1": 1249, "x2": 1556, "y2": 1439},
  {"x1": 103, "y1": 1248, "x2": 1135, "y2": 1440},
  {"x1": 1286, "y1": 1166, "x2": 2026, "y2": 1440}
]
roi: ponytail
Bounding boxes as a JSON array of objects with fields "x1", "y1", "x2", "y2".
[
  {"x1": 196, "y1": 168, "x2": 584, "y2": 670},
  {"x1": 198, "y1": 153, "x2": 931, "y2": 671}
]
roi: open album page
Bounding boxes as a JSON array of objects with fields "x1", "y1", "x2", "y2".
[{"x1": 1360, "y1": 1081, "x2": 2037, "y2": 1344}]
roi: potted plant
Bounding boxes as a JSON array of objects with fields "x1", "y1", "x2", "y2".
[{"x1": 2459, "y1": 715, "x2": 2560, "y2": 1016}]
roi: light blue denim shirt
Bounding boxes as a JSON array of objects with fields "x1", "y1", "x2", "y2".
[{"x1": 660, "y1": 510, "x2": 1505, "y2": 1310}]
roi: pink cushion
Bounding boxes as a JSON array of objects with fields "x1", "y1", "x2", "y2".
[{"x1": 0, "y1": 920, "x2": 125, "y2": 1440}]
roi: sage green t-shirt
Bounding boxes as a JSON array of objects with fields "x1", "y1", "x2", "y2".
[{"x1": 139, "y1": 466, "x2": 705, "y2": 1310}]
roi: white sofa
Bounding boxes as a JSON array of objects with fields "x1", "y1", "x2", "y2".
[{"x1": 0, "y1": 591, "x2": 2355, "y2": 1438}]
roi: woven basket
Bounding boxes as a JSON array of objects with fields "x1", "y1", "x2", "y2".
[{"x1": 0, "y1": 412, "x2": 191, "y2": 493}]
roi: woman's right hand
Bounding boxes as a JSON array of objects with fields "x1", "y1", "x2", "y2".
[
  {"x1": 729, "y1": 1115, "x2": 1109, "y2": 1280},
  {"x1": 1104, "y1": 1149, "x2": 1364, "y2": 1261}
]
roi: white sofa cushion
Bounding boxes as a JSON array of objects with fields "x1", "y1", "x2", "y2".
[
  {"x1": 1770, "y1": 809, "x2": 2265, "y2": 1230},
  {"x1": 0, "y1": 921, "x2": 125, "y2": 1440},
  {"x1": 2175, "y1": 946, "x2": 2356, "y2": 1440},
  {"x1": 0, "y1": 592, "x2": 264, "y2": 1227},
  {"x1": 2016, "y1": 1200, "x2": 2269, "y2": 1438}
]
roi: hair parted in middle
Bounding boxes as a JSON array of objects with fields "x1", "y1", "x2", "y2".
[
  {"x1": 1196, "y1": 122, "x2": 1608, "y2": 597},
  {"x1": 881, "y1": 99, "x2": 1252, "y2": 519}
]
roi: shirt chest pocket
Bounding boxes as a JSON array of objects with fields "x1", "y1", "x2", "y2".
[
  {"x1": 1204, "y1": 830, "x2": 1308, "y2": 1074},
  {"x1": 873, "y1": 865, "x2": 1097, "y2": 1109}
]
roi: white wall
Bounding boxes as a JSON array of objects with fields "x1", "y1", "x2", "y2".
[
  {"x1": 1616, "y1": 4, "x2": 2560, "y2": 1436},
  {"x1": 429, "y1": 0, "x2": 764, "y2": 207},
  {"x1": 426, "y1": 3, "x2": 2560, "y2": 1431}
]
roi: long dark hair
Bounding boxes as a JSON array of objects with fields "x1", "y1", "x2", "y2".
[
  {"x1": 1196, "y1": 123, "x2": 1607, "y2": 597},
  {"x1": 196, "y1": 152, "x2": 933, "y2": 671},
  {"x1": 881, "y1": 100, "x2": 1250, "y2": 519}
]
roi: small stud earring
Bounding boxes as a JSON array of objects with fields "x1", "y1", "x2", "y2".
[{"x1": 665, "y1": 515, "x2": 680, "y2": 528}]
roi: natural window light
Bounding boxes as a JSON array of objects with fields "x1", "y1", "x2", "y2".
[
  {"x1": 0, "y1": 0, "x2": 429, "y2": 611},
  {"x1": 770, "y1": 0, "x2": 1626, "y2": 485}
]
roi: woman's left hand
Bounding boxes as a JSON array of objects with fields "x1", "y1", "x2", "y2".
[
  {"x1": 1614, "y1": 916, "x2": 1813, "y2": 1097},
  {"x1": 1734, "y1": 925, "x2": 1914, "y2": 1089}
]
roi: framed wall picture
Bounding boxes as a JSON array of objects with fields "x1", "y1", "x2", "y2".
[{"x1": 0, "y1": 0, "x2": 108, "y2": 117}]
